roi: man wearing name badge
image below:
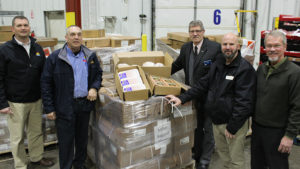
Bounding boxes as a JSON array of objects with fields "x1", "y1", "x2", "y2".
[
  {"x1": 41, "y1": 25, "x2": 102, "y2": 169},
  {"x1": 171, "y1": 20, "x2": 221, "y2": 169},
  {"x1": 167, "y1": 33, "x2": 256, "y2": 169},
  {"x1": 251, "y1": 30, "x2": 300, "y2": 169},
  {"x1": 0, "y1": 16, "x2": 54, "y2": 169}
]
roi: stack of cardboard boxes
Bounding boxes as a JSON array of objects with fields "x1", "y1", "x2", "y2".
[
  {"x1": 89, "y1": 51, "x2": 196, "y2": 169},
  {"x1": 158, "y1": 32, "x2": 223, "y2": 50},
  {"x1": 0, "y1": 114, "x2": 10, "y2": 153},
  {"x1": 81, "y1": 29, "x2": 141, "y2": 48},
  {"x1": 0, "y1": 114, "x2": 57, "y2": 154}
]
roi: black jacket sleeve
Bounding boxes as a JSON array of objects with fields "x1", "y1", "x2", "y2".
[
  {"x1": 178, "y1": 69, "x2": 210, "y2": 104},
  {"x1": 40, "y1": 52, "x2": 57, "y2": 114},
  {"x1": 226, "y1": 63, "x2": 256, "y2": 134},
  {"x1": 171, "y1": 43, "x2": 189, "y2": 74},
  {"x1": 89, "y1": 53, "x2": 103, "y2": 90},
  {"x1": 0, "y1": 46, "x2": 9, "y2": 109}
]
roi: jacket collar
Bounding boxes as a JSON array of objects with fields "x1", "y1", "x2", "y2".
[
  {"x1": 216, "y1": 51, "x2": 242, "y2": 69},
  {"x1": 262, "y1": 57, "x2": 289, "y2": 76},
  {"x1": 58, "y1": 43, "x2": 93, "y2": 64},
  {"x1": 10, "y1": 35, "x2": 36, "y2": 47}
]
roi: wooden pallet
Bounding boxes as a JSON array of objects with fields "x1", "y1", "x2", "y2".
[{"x1": 182, "y1": 160, "x2": 195, "y2": 169}]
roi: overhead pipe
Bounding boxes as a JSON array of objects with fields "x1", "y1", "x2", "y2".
[{"x1": 194, "y1": 0, "x2": 197, "y2": 20}]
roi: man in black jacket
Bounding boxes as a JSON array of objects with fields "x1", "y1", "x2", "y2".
[
  {"x1": 167, "y1": 33, "x2": 256, "y2": 169},
  {"x1": 0, "y1": 16, "x2": 53, "y2": 169},
  {"x1": 41, "y1": 25, "x2": 102, "y2": 169},
  {"x1": 171, "y1": 20, "x2": 221, "y2": 169},
  {"x1": 251, "y1": 30, "x2": 300, "y2": 169}
]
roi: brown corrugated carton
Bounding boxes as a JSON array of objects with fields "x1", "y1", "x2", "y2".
[
  {"x1": 113, "y1": 51, "x2": 173, "y2": 77},
  {"x1": 167, "y1": 32, "x2": 190, "y2": 42},
  {"x1": 0, "y1": 26, "x2": 12, "y2": 31},
  {"x1": 82, "y1": 37, "x2": 111, "y2": 48},
  {"x1": 82, "y1": 29, "x2": 105, "y2": 38},
  {"x1": 0, "y1": 31, "x2": 14, "y2": 42},
  {"x1": 115, "y1": 66, "x2": 151, "y2": 101},
  {"x1": 147, "y1": 75, "x2": 182, "y2": 96}
]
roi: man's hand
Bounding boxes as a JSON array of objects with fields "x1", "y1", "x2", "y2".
[
  {"x1": 47, "y1": 112, "x2": 56, "y2": 120},
  {"x1": 165, "y1": 95, "x2": 182, "y2": 106},
  {"x1": 278, "y1": 136, "x2": 293, "y2": 153},
  {"x1": 0, "y1": 107, "x2": 13, "y2": 114},
  {"x1": 87, "y1": 88, "x2": 97, "y2": 101},
  {"x1": 225, "y1": 128, "x2": 235, "y2": 139}
]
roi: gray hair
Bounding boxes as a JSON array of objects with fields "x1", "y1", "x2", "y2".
[
  {"x1": 65, "y1": 25, "x2": 81, "y2": 35},
  {"x1": 188, "y1": 20, "x2": 205, "y2": 31},
  {"x1": 264, "y1": 30, "x2": 287, "y2": 46}
]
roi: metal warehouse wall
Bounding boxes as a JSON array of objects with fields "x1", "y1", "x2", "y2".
[{"x1": 0, "y1": 0, "x2": 65, "y2": 37}]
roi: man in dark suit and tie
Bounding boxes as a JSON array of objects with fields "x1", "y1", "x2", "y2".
[{"x1": 171, "y1": 20, "x2": 221, "y2": 169}]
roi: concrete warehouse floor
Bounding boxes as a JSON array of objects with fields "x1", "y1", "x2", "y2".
[{"x1": 0, "y1": 137, "x2": 299, "y2": 169}]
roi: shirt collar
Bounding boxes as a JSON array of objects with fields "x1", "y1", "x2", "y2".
[
  {"x1": 66, "y1": 46, "x2": 82, "y2": 58},
  {"x1": 14, "y1": 37, "x2": 30, "y2": 46},
  {"x1": 193, "y1": 39, "x2": 203, "y2": 50},
  {"x1": 266, "y1": 57, "x2": 287, "y2": 69}
]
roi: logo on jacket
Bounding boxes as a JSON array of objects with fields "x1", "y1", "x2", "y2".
[{"x1": 36, "y1": 52, "x2": 40, "y2": 56}]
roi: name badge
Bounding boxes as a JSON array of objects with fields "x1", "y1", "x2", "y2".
[{"x1": 225, "y1": 75, "x2": 234, "y2": 80}]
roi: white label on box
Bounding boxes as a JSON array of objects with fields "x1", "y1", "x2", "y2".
[
  {"x1": 180, "y1": 136, "x2": 190, "y2": 145},
  {"x1": 160, "y1": 145, "x2": 167, "y2": 155},
  {"x1": 173, "y1": 105, "x2": 193, "y2": 118},
  {"x1": 0, "y1": 129, "x2": 5, "y2": 136},
  {"x1": 100, "y1": 95, "x2": 105, "y2": 103},
  {"x1": 103, "y1": 65, "x2": 111, "y2": 72},
  {"x1": 110, "y1": 143, "x2": 117, "y2": 156},
  {"x1": 133, "y1": 129, "x2": 146, "y2": 137},
  {"x1": 154, "y1": 139, "x2": 170, "y2": 152},
  {"x1": 154, "y1": 119, "x2": 171, "y2": 143},
  {"x1": 121, "y1": 40, "x2": 129, "y2": 47}
]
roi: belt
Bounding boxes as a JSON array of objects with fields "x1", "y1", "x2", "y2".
[{"x1": 73, "y1": 97, "x2": 86, "y2": 101}]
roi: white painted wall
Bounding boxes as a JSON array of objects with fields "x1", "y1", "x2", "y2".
[
  {"x1": 155, "y1": 0, "x2": 241, "y2": 38},
  {"x1": 0, "y1": 0, "x2": 65, "y2": 37},
  {"x1": 81, "y1": 0, "x2": 151, "y2": 49}
]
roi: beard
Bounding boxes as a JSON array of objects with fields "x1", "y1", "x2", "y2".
[
  {"x1": 268, "y1": 56, "x2": 279, "y2": 62},
  {"x1": 223, "y1": 49, "x2": 238, "y2": 60}
]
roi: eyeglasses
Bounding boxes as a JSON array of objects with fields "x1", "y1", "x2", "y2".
[
  {"x1": 265, "y1": 44, "x2": 282, "y2": 49},
  {"x1": 189, "y1": 30, "x2": 203, "y2": 33}
]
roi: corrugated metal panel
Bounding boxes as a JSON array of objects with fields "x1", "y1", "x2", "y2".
[{"x1": 0, "y1": 0, "x2": 65, "y2": 37}]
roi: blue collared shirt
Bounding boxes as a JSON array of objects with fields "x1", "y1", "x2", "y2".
[{"x1": 66, "y1": 46, "x2": 88, "y2": 98}]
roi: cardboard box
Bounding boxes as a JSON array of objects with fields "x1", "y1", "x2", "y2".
[
  {"x1": 82, "y1": 29, "x2": 105, "y2": 38},
  {"x1": 0, "y1": 31, "x2": 14, "y2": 42},
  {"x1": 98, "y1": 95, "x2": 172, "y2": 128},
  {"x1": 0, "y1": 26, "x2": 12, "y2": 31},
  {"x1": 171, "y1": 39, "x2": 185, "y2": 49},
  {"x1": 98, "y1": 148, "x2": 192, "y2": 169},
  {"x1": 36, "y1": 37, "x2": 58, "y2": 47},
  {"x1": 94, "y1": 127, "x2": 173, "y2": 168},
  {"x1": 115, "y1": 66, "x2": 151, "y2": 101},
  {"x1": 113, "y1": 51, "x2": 173, "y2": 77},
  {"x1": 173, "y1": 131, "x2": 194, "y2": 153},
  {"x1": 205, "y1": 34, "x2": 224, "y2": 44},
  {"x1": 158, "y1": 37, "x2": 172, "y2": 45},
  {"x1": 167, "y1": 32, "x2": 190, "y2": 42},
  {"x1": 82, "y1": 37, "x2": 111, "y2": 48},
  {"x1": 110, "y1": 36, "x2": 140, "y2": 47},
  {"x1": 147, "y1": 75, "x2": 182, "y2": 96}
]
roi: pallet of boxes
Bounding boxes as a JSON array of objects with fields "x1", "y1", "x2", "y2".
[
  {"x1": 92, "y1": 51, "x2": 196, "y2": 169},
  {"x1": 81, "y1": 29, "x2": 141, "y2": 74},
  {"x1": 0, "y1": 114, "x2": 57, "y2": 155}
]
